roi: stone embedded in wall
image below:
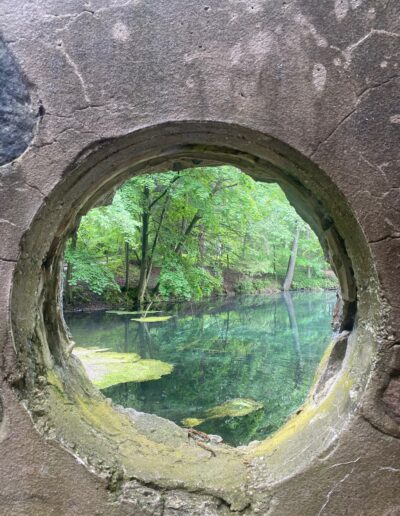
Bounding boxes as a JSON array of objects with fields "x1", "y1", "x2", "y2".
[{"x1": 0, "y1": 36, "x2": 36, "y2": 166}]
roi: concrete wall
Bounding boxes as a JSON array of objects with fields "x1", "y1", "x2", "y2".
[{"x1": 0, "y1": 1, "x2": 399, "y2": 514}]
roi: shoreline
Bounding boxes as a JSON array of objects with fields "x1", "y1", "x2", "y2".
[{"x1": 63, "y1": 287, "x2": 338, "y2": 314}]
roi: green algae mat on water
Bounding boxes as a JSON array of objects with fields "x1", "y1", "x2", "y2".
[
  {"x1": 131, "y1": 316, "x2": 173, "y2": 323},
  {"x1": 106, "y1": 310, "x2": 163, "y2": 315},
  {"x1": 66, "y1": 292, "x2": 336, "y2": 446},
  {"x1": 182, "y1": 398, "x2": 264, "y2": 428},
  {"x1": 74, "y1": 347, "x2": 173, "y2": 389}
]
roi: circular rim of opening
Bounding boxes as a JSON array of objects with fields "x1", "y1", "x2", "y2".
[{"x1": 9, "y1": 121, "x2": 381, "y2": 505}]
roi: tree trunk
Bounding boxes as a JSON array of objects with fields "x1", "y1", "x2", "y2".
[
  {"x1": 152, "y1": 210, "x2": 203, "y2": 296},
  {"x1": 137, "y1": 186, "x2": 150, "y2": 307},
  {"x1": 124, "y1": 241, "x2": 130, "y2": 291},
  {"x1": 137, "y1": 176, "x2": 180, "y2": 304},
  {"x1": 65, "y1": 221, "x2": 80, "y2": 304},
  {"x1": 146, "y1": 197, "x2": 170, "y2": 287},
  {"x1": 174, "y1": 211, "x2": 202, "y2": 255},
  {"x1": 198, "y1": 224, "x2": 206, "y2": 264},
  {"x1": 306, "y1": 226, "x2": 311, "y2": 279},
  {"x1": 283, "y1": 223, "x2": 300, "y2": 291}
]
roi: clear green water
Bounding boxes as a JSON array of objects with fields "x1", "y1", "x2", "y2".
[{"x1": 65, "y1": 291, "x2": 336, "y2": 446}]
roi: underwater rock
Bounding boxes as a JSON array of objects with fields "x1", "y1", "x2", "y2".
[
  {"x1": 206, "y1": 398, "x2": 264, "y2": 419},
  {"x1": 74, "y1": 347, "x2": 173, "y2": 389},
  {"x1": 182, "y1": 398, "x2": 263, "y2": 427}
]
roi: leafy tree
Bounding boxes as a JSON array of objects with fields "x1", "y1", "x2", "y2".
[
  {"x1": 64, "y1": 190, "x2": 139, "y2": 301},
  {"x1": 64, "y1": 166, "x2": 337, "y2": 305}
]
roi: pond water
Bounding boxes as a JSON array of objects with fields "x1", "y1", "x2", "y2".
[{"x1": 65, "y1": 291, "x2": 337, "y2": 446}]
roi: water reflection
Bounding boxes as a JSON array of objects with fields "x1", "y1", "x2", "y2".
[{"x1": 66, "y1": 291, "x2": 336, "y2": 446}]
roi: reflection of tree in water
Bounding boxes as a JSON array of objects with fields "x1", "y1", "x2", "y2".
[
  {"x1": 283, "y1": 291, "x2": 304, "y2": 388},
  {"x1": 136, "y1": 322, "x2": 154, "y2": 358},
  {"x1": 123, "y1": 318, "x2": 129, "y2": 352},
  {"x1": 68, "y1": 292, "x2": 336, "y2": 446}
]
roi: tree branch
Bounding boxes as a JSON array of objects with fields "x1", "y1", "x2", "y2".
[{"x1": 149, "y1": 175, "x2": 181, "y2": 209}]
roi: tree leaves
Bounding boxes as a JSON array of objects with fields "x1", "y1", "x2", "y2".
[{"x1": 65, "y1": 166, "x2": 335, "y2": 303}]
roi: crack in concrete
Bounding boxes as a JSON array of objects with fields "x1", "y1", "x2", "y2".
[
  {"x1": 311, "y1": 76, "x2": 400, "y2": 159},
  {"x1": 358, "y1": 153, "x2": 390, "y2": 186},
  {"x1": 369, "y1": 234, "x2": 400, "y2": 244},
  {"x1": 317, "y1": 463, "x2": 358, "y2": 516},
  {"x1": 53, "y1": 10, "x2": 96, "y2": 38},
  {"x1": 357, "y1": 75, "x2": 400, "y2": 100},
  {"x1": 379, "y1": 466, "x2": 400, "y2": 473},
  {"x1": 117, "y1": 475, "x2": 242, "y2": 515},
  {"x1": 21, "y1": 180, "x2": 45, "y2": 198},
  {"x1": 327, "y1": 457, "x2": 361, "y2": 469},
  {"x1": 0, "y1": 218, "x2": 17, "y2": 227},
  {"x1": 0, "y1": 257, "x2": 17, "y2": 263},
  {"x1": 311, "y1": 104, "x2": 359, "y2": 159},
  {"x1": 86, "y1": 0, "x2": 136, "y2": 17},
  {"x1": 46, "y1": 104, "x2": 105, "y2": 121},
  {"x1": 50, "y1": 0, "x2": 133, "y2": 34},
  {"x1": 341, "y1": 29, "x2": 400, "y2": 69},
  {"x1": 58, "y1": 42, "x2": 91, "y2": 105},
  {"x1": 351, "y1": 189, "x2": 385, "y2": 201}
]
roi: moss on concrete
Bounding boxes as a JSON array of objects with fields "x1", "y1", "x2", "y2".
[{"x1": 42, "y1": 363, "x2": 251, "y2": 511}]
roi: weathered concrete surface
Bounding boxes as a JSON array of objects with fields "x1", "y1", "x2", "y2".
[{"x1": 0, "y1": 0, "x2": 399, "y2": 514}]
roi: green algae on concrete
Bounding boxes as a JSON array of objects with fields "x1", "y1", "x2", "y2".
[
  {"x1": 182, "y1": 398, "x2": 263, "y2": 427},
  {"x1": 43, "y1": 368, "x2": 250, "y2": 511},
  {"x1": 74, "y1": 347, "x2": 173, "y2": 389}
]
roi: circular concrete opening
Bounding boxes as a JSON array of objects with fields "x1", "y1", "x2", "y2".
[{"x1": 10, "y1": 121, "x2": 382, "y2": 509}]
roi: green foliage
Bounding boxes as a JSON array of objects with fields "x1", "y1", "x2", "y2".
[
  {"x1": 234, "y1": 276, "x2": 280, "y2": 294},
  {"x1": 253, "y1": 277, "x2": 279, "y2": 291},
  {"x1": 234, "y1": 277, "x2": 254, "y2": 294},
  {"x1": 64, "y1": 165, "x2": 337, "y2": 304},
  {"x1": 292, "y1": 273, "x2": 338, "y2": 290},
  {"x1": 159, "y1": 258, "x2": 222, "y2": 300},
  {"x1": 64, "y1": 245, "x2": 120, "y2": 297}
]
